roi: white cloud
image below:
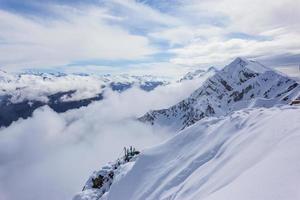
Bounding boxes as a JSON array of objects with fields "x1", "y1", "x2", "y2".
[
  {"x1": 185, "y1": 0, "x2": 300, "y2": 34},
  {"x1": 1, "y1": 0, "x2": 300, "y2": 76},
  {"x1": 149, "y1": 26, "x2": 195, "y2": 46},
  {"x1": 8, "y1": 75, "x2": 105, "y2": 103},
  {"x1": 56, "y1": 62, "x2": 191, "y2": 79},
  {"x1": 111, "y1": 0, "x2": 179, "y2": 27},
  {"x1": 170, "y1": 27, "x2": 300, "y2": 67},
  {"x1": 145, "y1": 0, "x2": 300, "y2": 69},
  {"x1": 120, "y1": 62, "x2": 192, "y2": 78},
  {"x1": 275, "y1": 66, "x2": 300, "y2": 80},
  {"x1": 0, "y1": 78, "x2": 206, "y2": 200},
  {"x1": 0, "y1": 6, "x2": 156, "y2": 69}
]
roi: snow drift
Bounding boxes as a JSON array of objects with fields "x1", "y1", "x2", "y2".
[{"x1": 75, "y1": 105, "x2": 300, "y2": 200}]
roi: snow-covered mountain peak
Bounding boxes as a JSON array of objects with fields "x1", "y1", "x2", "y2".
[
  {"x1": 223, "y1": 57, "x2": 270, "y2": 75},
  {"x1": 140, "y1": 58, "x2": 300, "y2": 131}
]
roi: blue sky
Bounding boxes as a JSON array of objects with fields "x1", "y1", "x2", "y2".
[{"x1": 0, "y1": 0, "x2": 299, "y2": 76}]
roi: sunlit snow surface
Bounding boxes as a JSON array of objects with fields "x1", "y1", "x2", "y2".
[{"x1": 83, "y1": 106, "x2": 300, "y2": 200}]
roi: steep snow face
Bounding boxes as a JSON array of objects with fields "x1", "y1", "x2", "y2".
[
  {"x1": 140, "y1": 57, "x2": 300, "y2": 131},
  {"x1": 97, "y1": 106, "x2": 300, "y2": 200},
  {"x1": 179, "y1": 67, "x2": 218, "y2": 82}
]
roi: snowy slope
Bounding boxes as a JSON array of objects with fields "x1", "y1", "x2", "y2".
[
  {"x1": 140, "y1": 57, "x2": 300, "y2": 131},
  {"x1": 77, "y1": 105, "x2": 300, "y2": 200}
]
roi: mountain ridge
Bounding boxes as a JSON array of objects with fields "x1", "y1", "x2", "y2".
[
  {"x1": 139, "y1": 57, "x2": 300, "y2": 131},
  {"x1": 74, "y1": 106, "x2": 300, "y2": 200}
]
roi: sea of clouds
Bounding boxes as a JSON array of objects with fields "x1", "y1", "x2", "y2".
[{"x1": 0, "y1": 78, "x2": 202, "y2": 200}]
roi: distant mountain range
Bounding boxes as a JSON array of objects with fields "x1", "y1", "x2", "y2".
[
  {"x1": 2, "y1": 57, "x2": 299, "y2": 129},
  {"x1": 0, "y1": 71, "x2": 169, "y2": 127},
  {"x1": 179, "y1": 67, "x2": 218, "y2": 82}
]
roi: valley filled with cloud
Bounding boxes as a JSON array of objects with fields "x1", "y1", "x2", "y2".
[
  {"x1": 0, "y1": 1, "x2": 299, "y2": 200},
  {"x1": 0, "y1": 79, "x2": 205, "y2": 199}
]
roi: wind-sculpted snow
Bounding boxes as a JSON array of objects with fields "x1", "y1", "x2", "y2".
[
  {"x1": 140, "y1": 57, "x2": 300, "y2": 131},
  {"x1": 89, "y1": 106, "x2": 300, "y2": 200}
]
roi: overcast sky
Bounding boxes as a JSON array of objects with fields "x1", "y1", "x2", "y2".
[{"x1": 0, "y1": 0, "x2": 299, "y2": 76}]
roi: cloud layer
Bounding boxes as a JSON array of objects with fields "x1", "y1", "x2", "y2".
[
  {"x1": 0, "y1": 78, "x2": 204, "y2": 200},
  {"x1": 0, "y1": 6, "x2": 156, "y2": 68},
  {"x1": 165, "y1": 0, "x2": 300, "y2": 67}
]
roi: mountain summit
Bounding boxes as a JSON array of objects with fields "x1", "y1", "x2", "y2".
[{"x1": 139, "y1": 57, "x2": 300, "y2": 131}]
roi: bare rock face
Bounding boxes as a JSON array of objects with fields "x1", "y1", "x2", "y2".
[{"x1": 139, "y1": 57, "x2": 300, "y2": 131}]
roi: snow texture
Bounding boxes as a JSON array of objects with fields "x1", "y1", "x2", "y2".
[{"x1": 87, "y1": 106, "x2": 300, "y2": 200}]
